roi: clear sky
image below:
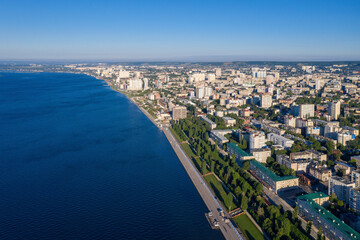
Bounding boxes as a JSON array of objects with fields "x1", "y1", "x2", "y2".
[{"x1": 1, "y1": 0, "x2": 359, "y2": 61}]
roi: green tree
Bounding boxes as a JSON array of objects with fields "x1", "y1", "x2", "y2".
[
  {"x1": 241, "y1": 195, "x2": 248, "y2": 211},
  {"x1": 317, "y1": 227, "x2": 324, "y2": 240},
  {"x1": 294, "y1": 206, "x2": 299, "y2": 219},
  {"x1": 282, "y1": 218, "x2": 291, "y2": 236},
  {"x1": 326, "y1": 141, "x2": 334, "y2": 155},
  {"x1": 306, "y1": 221, "x2": 312, "y2": 235},
  {"x1": 210, "y1": 161, "x2": 215, "y2": 172},
  {"x1": 201, "y1": 161, "x2": 207, "y2": 174}
]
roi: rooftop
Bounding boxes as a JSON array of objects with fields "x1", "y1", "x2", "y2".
[
  {"x1": 298, "y1": 193, "x2": 360, "y2": 240},
  {"x1": 227, "y1": 143, "x2": 252, "y2": 157},
  {"x1": 297, "y1": 192, "x2": 328, "y2": 201},
  {"x1": 251, "y1": 160, "x2": 298, "y2": 182}
]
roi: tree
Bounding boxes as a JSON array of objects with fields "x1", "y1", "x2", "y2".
[
  {"x1": 294, "y1": 206, "x2": 299, "y2": 219},
  {"x1": 312, "y1": 140, "x2": 321, "y2": 150},
  {"x1": 326, "y1": 141, "x2": 334, "y2": 155},
  {"x1": 306, "y1": 221, "x2": 312, "y2": 235},
  {"x1": 337, "y1": 200, "x2": 344, "y2": 207},
  {"x1": 231, "y1": 155, "x2": 236, "y2": 166},
  {"x1": 226, "y1": 192, "x2": 234, "y2": 211},
  {"x1": 317, "y1": 227, "x2": 324, "y2": 240},
  {"x1": 330, "y1": 193, "x2": 338, "y2": 202},
  {"x1": 282, "y1": 218, "x2": 291, "y2": 236},
  {"x1": 201, "y1": 161, "x2": 207, "y2": 174},
  {"x1": 242, "y1": 160, "x2": 250, "y2": 170},
  {"x1": 210, "y1": 161, "x2": 215, "y2": 172},
  {"x1": 241, "y1": 195, "x2": 248, "y2": 211}
]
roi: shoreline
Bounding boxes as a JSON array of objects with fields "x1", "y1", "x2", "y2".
[{"x1": 93, "y1": 75, "x2": 243, "y2": 240}]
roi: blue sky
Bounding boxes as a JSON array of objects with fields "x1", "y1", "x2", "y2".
[{"x1": 1, "y1": 0, "x2": 359, "y2": 61}]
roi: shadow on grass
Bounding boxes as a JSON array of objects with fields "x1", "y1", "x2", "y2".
[
  {"x1": 245, "y1": 230, "x2": 256, "y2": 240},
  {"x1": 210, "y1": 182, "x2": 226, "y2": 207}
]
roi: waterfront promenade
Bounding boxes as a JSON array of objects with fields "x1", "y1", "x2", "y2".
[{"x1": 163, "y1": 127, "x2": 243, "y2": 240}]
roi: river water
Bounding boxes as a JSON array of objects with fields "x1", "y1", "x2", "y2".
[{"x1": 0, "y1": 72, "x2": 224, "y2": 240}]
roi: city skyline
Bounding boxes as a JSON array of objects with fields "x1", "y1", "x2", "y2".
[{"x1": 1, "y1": 0, "x2": 360, "y2": 61}]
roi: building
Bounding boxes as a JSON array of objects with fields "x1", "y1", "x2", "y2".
[
  {"x1": 143, "y1": 78, "x2": 149, "y2": 90},
  {"x1": 127, "y1": 79, "x2": 143, "y2": 90},
  {"x1": 196, "y1": 87, "x2": 205, "y2": 99},
  {"x1": 260, "y1": 94, "x2": 272, "y2": 109},
  {"x1": 215, "y1": 68, "x2": 222, "y2": 77},
  {"x1": 284, "y1": 115, "x2": 296, "y2": 128},
  {"x1": 351, "y1": 155, "x2": 360, "y2": 168},
  {"x1": 306, "y1": 126, "x2": 320, "y2": 135},
  {"x1": 337, "y1": 131, "x2": 355, "y2": 146},
  {"x1": 227, "y1": 143, "x2": 254, "y2": 162},
  {"x1": 350, "y1": 188, "x2": 360, "y2": 214},
  {"x1": 277, "y1": 154, "x2": 312, "y2": 173},
  {"x1": 308, "y1": 165, "x2": 332, "y2": 182},
  {"x1": 223, "y1": 117, "x2": 236, "y2": 127},
  {"x1": 249, "y1": 131, "x2": 266, "y2": 150},
  {"x1": 200, "y1": 115, "x2": 217, "y2": 129},
  {"x1": 335, "y1": 162, "x2": 353, "y2": 175},
  {"x1": 204, "y1": 87, "x2": 213, "y2": 98},
  {"x1": 292, "y1": 104, "x2": 314, "y2": 118},
  {"x1": 250, "y1": 160, "x2": 298, "y2": 194},
  {"x1": 329, "y1": 176, "x2": 355, "y2": 204},
  {"x1": 352, "y1": 170, "x2": 360, "y2": 187},
  {"x1": 250, "y1": 148, "x2": 271, "y2": 163},
  {"x1": 297, "y1": 193, "x2": 360, "y2": 240},
  {"x1": 267, "y1": 133, "x2": 294, "y2": 148},
  {"x1": 172, "y1": 106, "x2": 187, "y2": 120},
  {"x1": 210, "y1": 130, "x2": 231, "y2": 146},
  {"x1": 329, "y1": 101, "x2": 341, "y2": 120}
]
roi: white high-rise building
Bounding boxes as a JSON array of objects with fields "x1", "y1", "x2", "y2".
[
  {"x1": 143, "y1": 78, "x2": 149, "y2": 90},
  {"x1": 249, "y1": 131, "x2": 266, "y2": 150},
  {"x1": 127, "y1": 79, "x2": 143, "y2": 91},
  {"x1": 329, "y1": 101, "x2": 341, "y2": 120},
  {"x1": 207, "y1": 74, "x2": 216, "y2": 81},
  {"x1": 292, "y1": 104, "x2": 314, "y2": 118},
  {"x1": 118, "y1": 70, "x2": 130, "y2": 78},
  {"x1": 252, "y1": 69, "x2": 267, "y2": 78},
  {"x1": 260, "y1": 94, "x2": 272, "y2": 109},
  {"x1": 204, "y1": 87, "x2": 212, "y2": 97},
  {"x1": 189, "y1": 73, "x2": 206, "y2": 83},
  {"x1": 215, "y1": 68, "x2": 222, "y2": 77},
  {"x1": 196, "y1": 87, "x2": 205, "y2": 99}
]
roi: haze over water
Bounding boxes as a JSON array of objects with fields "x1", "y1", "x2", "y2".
[{"x1": 0, "y1": 72, "x2": 223, "y2": 240}]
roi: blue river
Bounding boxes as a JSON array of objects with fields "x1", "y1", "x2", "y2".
[{"x1": 0, "y1": 72, "x2": 224, "y2": 240}]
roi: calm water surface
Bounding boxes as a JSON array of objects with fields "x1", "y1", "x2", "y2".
[{"x1": 0, "y1": 72, "x2": 224, "y2": 240}]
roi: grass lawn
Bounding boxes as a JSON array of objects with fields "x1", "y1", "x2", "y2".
[
  {"x1": 233, "y1": 214, "x2": 264, "y2": 240},
  {"x1": 181, "y1": 143, "x2": 197, "y2": 158},
  {"x1": 204, "y1": 174, "x2": 237, "y2": 211}
]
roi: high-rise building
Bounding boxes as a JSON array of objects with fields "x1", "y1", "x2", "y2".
[
  {"x1": 249, "y1": 131, "x2": 266, "y2": 150},
  {"x1": 127, "y1": 79, "x2": 143, "y2": 90},
  {"x1": 215, "y1": 68, "x2": 222, "y2": 77},
  {"x1": 329, "y1": 101, "x2": 341, "y2": 120},
  {"x1": 206, "y1": 74, "x2": 216, "y2": 81},
  {"x1": 260, "y1": 94, "x2": 272, "y2": 109},
  {"x1": 265, "y1": 75, "x2": 274, "y2": 85},
  {"x1": 292, "y1": 104, "x2": 314, "y2": 118},
  {"x1": 328, "y1": 176, "x2": 355, "y2": 204},
  {"x1": 172, "y1": 106, "x2": 187, "y2": 120},
  {"x1": 143, "y1": 78, "x2": 149, "y2": 90},
  {"x1": 196, "y1": 87, "x2": 205, "y2": 99},
  {"x1": 204, "y1": 87, "x2": 212, "y2": 97}
]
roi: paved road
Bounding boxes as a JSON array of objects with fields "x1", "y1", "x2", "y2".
[{"x1": 163, "y1": 127, "x2": 243, "y2": 240}]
